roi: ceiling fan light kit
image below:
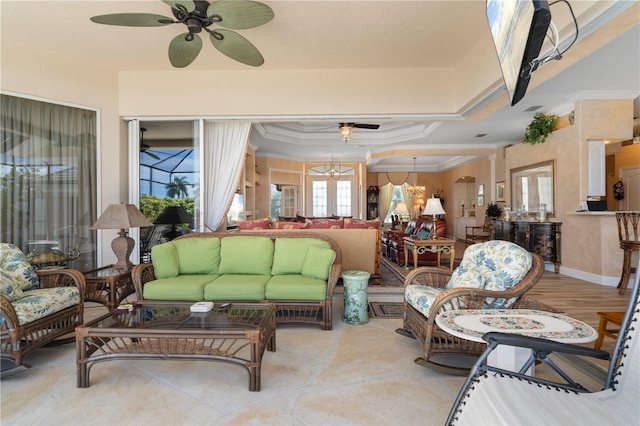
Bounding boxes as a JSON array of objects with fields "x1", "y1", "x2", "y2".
[
  {"x1": 90, "y1": 0, "x2": 274, "y2": 68},
  {"x1": 338, "y1": 122, "x2": 381, "y2": 142}
]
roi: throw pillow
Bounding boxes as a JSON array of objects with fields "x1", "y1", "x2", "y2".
[
  {"x1": 271, "y1": 220, "x2": 309, "y2": 229},
  {"x1": 272, "y1": 238, "x2": 332, "y2": 275},
  {"x1": 309, "y1": 218, "x2": 343, "y2": 229},
  {"x1": 343, "y1": 218, "x2": 380, "y2": 229},
  {"x1": 301, "y1": 246, "x2": 336, "y2": 281},
  {"x1": 237, "y1": 217, "x2": 271, "y2": 230},
  {"x1": 0, "y1": 243, "x2": 40, "y2": 301},
  {"x1": 151, "y1": 242, "x2": 179, "y2": 279}
]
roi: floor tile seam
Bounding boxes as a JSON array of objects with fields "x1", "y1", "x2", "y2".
[{"x1": 124, "y1": 361, "x2": 233, "y2": 416}]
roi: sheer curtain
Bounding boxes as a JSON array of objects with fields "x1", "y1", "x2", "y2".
[
  {"x1": 401, "y1": 183, "x2": 416, "y2": 217},
  {"x1": 378, "y1": 182, "x2": 395, "y2": 224},
  {"x1": 0, "y1": 94, "x2": 97, "y2": 270},
  {"x1": 203, "y1": 122, "x2": 251, "y2": 231}
]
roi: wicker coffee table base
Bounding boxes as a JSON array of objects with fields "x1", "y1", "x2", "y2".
[{"x1": 76, "y1": 309, "x2": 276, "y2": 391}]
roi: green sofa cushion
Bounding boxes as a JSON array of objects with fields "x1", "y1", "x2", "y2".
[
  {"x1": 219, "y1": 236, "x2": 274, "y2": 275},
  {"x1": 151, "y1": 242, "x2": 179, "y2": 279},
  {"x1": 173, "y1": 238, "x2": 221, "y2": 275},
  {"x1": 203, "y1": 275, "x2": 270, "y2": 300},
  {"x1": 301, "y1": 246, "x2": 336, "y2": 281},
  {"x1": 143, "y1": 275, "x2": 218, "y2": 300},
  {"x1": 265, "y1": 275, "x2": 327, "y2": 300},
  {"x1": 271, "y1": 238, "x2": 331, "y2": 275}
]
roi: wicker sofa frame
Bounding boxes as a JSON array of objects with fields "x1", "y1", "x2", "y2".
[
  {"x1": 132, "y1": 231, "x2": 342, "y2": 330},
  {"x1": 397, "y1": 252, "x2": 544, "y2": 372},
  {"x1": 1, "y1": 269, "x2": 85, "y2": 371}
]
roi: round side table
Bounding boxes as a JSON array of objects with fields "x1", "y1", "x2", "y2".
[{"x1": 342, "y1": 270, "x2": 370, "y2": 325}]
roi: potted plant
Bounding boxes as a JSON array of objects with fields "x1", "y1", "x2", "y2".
[
  {"x1": 486, "y1": 201, "x2": 502, "y2": 219},
  {"x1": 523, "y1": 113, "x2": 558, "y2": 144}
]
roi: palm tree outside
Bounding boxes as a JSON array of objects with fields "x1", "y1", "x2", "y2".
[{"x1": 165, "y1": 176, "x2": 190, "y2": 198}]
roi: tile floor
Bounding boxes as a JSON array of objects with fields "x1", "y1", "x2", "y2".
[{"x1": 1, "y1": 299, "x2": 464, "y2": 425}]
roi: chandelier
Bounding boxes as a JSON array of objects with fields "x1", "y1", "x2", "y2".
[
  {"x1": 309, "y1": 156, "x2": 355, "y2": 180},
  {"x1": 406, "y1": 157, "x2": 425, "y2": 198}
]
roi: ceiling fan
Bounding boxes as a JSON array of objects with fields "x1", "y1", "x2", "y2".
[
  {"x1": 90, "y1": 0, "x2": 274, "y2": 68},
  {"x1": 140, "y1": 128, "x2": 160, "y2": 160},
  {"x1": 338, "y1": 122, "x2": 380, "y2": 142}
]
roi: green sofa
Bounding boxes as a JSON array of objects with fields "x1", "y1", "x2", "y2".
[{"x1": 132, "y1": 231, "x2": 342, "y2": 330}]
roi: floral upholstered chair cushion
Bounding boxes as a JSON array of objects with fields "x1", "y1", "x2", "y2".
[
  {"x1": 404, "y1": 240, "x2": 532, "y2": 318},
  {"x1": 0, "y1": 243, "x2": 40, "y2": 301},
  {"x1": 446, "y1": 240, "x2": 532, "y2": 291},
  {"x1": 10, "y1": 287, "x2": 81, "y2": 325}
]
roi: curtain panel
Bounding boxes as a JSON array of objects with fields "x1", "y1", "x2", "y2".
[
  {"x1": 203, "y1": 122, "x2": 251, "y2": 231},
  {"x1": 0, "y1": 94, "x2": 97, "y2": 270}
]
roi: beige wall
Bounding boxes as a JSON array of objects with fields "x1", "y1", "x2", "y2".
[
  {"x1": 506, "y1": 99, "x2": 634, "y2": 283},
  {"x1": 1, "y1": 40, "x2": 124, "y2": 266}
]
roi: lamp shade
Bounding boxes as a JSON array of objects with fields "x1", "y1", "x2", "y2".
[
  {"x1": 91, "y1": 203, "x2": 153, "y2": 230},
  {"x1": 394, "y1": 202, "x2": 410, "y2": 216},
  {"x1": 154, "y1": 205, "x2": 193, "y2": 225},
  {"x1": 424, "y1": 197, "x2": 445, "y2": 215}
]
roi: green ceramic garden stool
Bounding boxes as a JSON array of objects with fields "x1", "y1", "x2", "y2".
[{"x1": 341, "y1": 270, "x2": 370, "y2": 325}]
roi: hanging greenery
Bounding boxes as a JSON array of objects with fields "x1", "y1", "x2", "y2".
[{"x1": 523, "y1": 113, "x2": 558, "y2": 145}]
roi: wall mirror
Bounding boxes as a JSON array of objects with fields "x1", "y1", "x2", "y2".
[{"x1": 510, "y1": 160, "x2": 555, "y2": 215}]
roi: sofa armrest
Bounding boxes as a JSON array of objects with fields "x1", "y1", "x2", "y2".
[
  {"x1": 132, "y1": 263, "x2": 156, "y2": 299},
  {"x1": 37, "y1": 268, "x2": 86, "y2": 301}
]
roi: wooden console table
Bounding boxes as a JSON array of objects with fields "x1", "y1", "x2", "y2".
[
  {"x1": 493, "y1": 220, "x2": 562, "y2": 273},
  {"x1": 403, "y1": 237, "x2": 456, "y2": 270}
]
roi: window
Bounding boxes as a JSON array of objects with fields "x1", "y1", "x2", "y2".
[
  {"x1": 0, "y1": 94, "x2": 98, "y2": 271},
  {"x1": 307, "y1": 174, "x2": 357, "y2": 217},
  {"x1": 384, "y1": 186, "x2": 405, "y2": 224}
]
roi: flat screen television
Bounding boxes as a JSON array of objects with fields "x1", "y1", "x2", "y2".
[{"x1": 486, "y1": 0, "x2": 551, "y2": 106}]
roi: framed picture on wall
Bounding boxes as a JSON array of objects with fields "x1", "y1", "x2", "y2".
[{"x1": 496, "y1": 181, "x2": 505, "y2": 202}]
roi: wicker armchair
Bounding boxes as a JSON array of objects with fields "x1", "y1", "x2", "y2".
[
  {"x1": 396, "y1": 240, "x2": 544, "y2": 373},
  {"x1": 1, "y1": 243, "x2": 85, "y2": 373}
]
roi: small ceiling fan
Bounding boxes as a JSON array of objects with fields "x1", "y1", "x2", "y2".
[
  {"x1": 338, "y1": 122, "x2": 380, "y2": 142},
  {"x1": 90, "y1": 0, "x2": 274, "y2": 68},
  {"x1": 140, "y1": 128, "x2": 160, "y2": 160}
]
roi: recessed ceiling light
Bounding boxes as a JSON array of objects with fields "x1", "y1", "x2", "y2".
[{"x1": 524, "y1": 105, "x2": 543, "y2": 112}]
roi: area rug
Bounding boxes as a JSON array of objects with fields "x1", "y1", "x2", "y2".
[
  {"x1": 378, "y1": 256, "x2": 406, "y2": 287},
  {"x1": 369, "y1": 301, "x2": 404, "y2": 318},
  {"x1": 516, "y1": 297, "x2": 563, "y2": 313}
]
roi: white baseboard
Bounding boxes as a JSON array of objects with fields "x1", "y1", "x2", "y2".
[{"x1": 555, "y1": 264, "x2": 623, "y2": 287}]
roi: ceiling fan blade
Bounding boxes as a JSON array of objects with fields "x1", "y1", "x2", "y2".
[
  {"x1": 207, "y1": 0, "x2": 274, "y2": 29},
  {"x1": 90, "y1": 13, "x2": 174, "y2": 27},
  {"x1": 353, "y1": 123, "x2": 380, "y2": 129},
  {"x1": 143, "y1": 151, "x2": 161, "y2": 160},
  {"x1": 210, "y1": 29, "x2": 264, "y2": 66},
  {"x1": 162, "y1": 0, "x2": 196, "y2": 13},
  {"x1": 168, "y1": 33, "x2": 203, "y2": 68}
]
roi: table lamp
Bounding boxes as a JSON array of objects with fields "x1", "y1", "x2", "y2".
[
  {"x1": 424, "y1": 196, "x2": 445, "y2": 239},
  {"x1": 394, "y1": 202, "x2": 410, "y2": 222},
  {"x1": 91, "y1": 203, "x2": 153, "y2": 270},
  {"x1": 154, "y1": 205, "x2": 193, "y2": 241}
]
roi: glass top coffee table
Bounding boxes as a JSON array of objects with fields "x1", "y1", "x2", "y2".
[{"x1": 76, "y1": 302, "x2": 276, "y2": 391}]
